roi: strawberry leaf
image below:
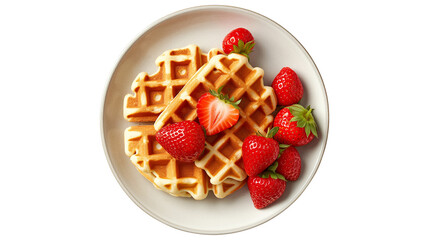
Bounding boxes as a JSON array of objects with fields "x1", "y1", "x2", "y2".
[
  {"x1": 267, "y1": 161, "x2": 278, "y2": 172},
  {"x1": 245, "y1": 41, "x2": 255, "y2": 52},
  {"x1": 237, "y1": 39, "x2": 245, "y2": 49},
  {"x1": 259, "y1": 161, "x2": 286, "y2": 181},
  {"x1": 278, "y1": 144, "x2": 290, "y2": 155},
  {"x1": 269, "y1": 172, "x2": 278, "y2": 179},
  {"x1": 279, "y1": 144, "x2": 290, "y2": 148},
  {"x1": 230, "y1": 40, "x2": 254, "y2": 60},
  {"x1": 217, "y1": 85, "x2": 225, "y2": 94},
  {"x1": 209, "y1": 89, "x2": 217, "y2": 97},
  {"x1": 276, "y1": 173, "x2": 286, "y2": 181},
  {"x1": 267, "y1": 127, "x2": 279, "y2": 138},
  {"x1": 305, "y1": 126, "x2": 311, "y2": 137},
  {"x1": 208, "y1": 85, "x2": 242, "y2": 110},
  {"x1": 288, "y1": 104, "x2": 304, "y2": 114},
  {"x1": 310, "y1": 124, "x2": 318, "y2": 138},
  {"x1": 233, "y1": 44, "x2": 240, "y2": 53},
  {"x1": 296, "y1": 119, "x2": 306, "y2": 128}
]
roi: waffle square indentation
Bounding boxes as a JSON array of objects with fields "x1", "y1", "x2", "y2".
[{"x1": 146, "y1": 86, "x2": 166, "y2": 106}]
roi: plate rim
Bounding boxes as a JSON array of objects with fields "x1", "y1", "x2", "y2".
[{"x1": 100, "y1": 4, "x2": 329, "y2": 235}]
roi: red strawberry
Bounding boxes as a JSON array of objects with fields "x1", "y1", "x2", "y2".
[
  {"x1": 242, "y1": 128, "x2": 280, "y2": 177},
  {"x1": 247, "y1": 162, "x2": 286, "y2": 209},
  {"x1": 274, "y1": 104, "x2": 318, "y2": 146},
  {"x1": 196, "y1": 87, "x2": 240, "y2": 135},
  {"x1": 155, "y1": 121, "x2": 205, "y2": 162},
  {"x1": 272, "y1": 67, "x2": 303, "y2": 106},
  {"x1": 222, "y1": 27, "x2": 255, "y2": 58},
  {"x1": 277, "y1": 146, "x2": 301, "y2": 181}
]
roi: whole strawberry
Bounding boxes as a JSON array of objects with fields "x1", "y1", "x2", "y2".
[
  {"x1": 247, "y1": 162, "x2": 286, "y2": 209},
  {"x1": 155, "y1": 121, "x2": 205, "y2": 162},
  {"x1": 274, "y1": 104, "x2": 318, "y2": 146},
  {"x1": 222, "y1": 27, "x2": 255, "y2": 59},
  {"x1": 242, "y1": 128, "x2": 280, "y2": 177},
  {"x1": 277, "y1": 146, "x2": 301, "y2": 181},
  {"x1": 271, "y1": 67, "x2": 303, "y2": 106}
]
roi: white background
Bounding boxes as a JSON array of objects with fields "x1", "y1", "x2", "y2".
[{"x1": 1, "y1": 0, "x2": 428, "y2": 239}]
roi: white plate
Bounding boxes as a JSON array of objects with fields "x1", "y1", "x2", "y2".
[{"x1": 101, "y1": 5, "x2": 329, "y2": 234}]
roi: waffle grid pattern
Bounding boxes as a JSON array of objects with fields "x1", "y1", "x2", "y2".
[
  {"x1": 125, "y1": 125, "x2": 245, "y2": 199},
  {"x1": 154, "y1": 53, "x2": 277, "y2": 184},
  {"x1": 124, "y1": 45, "x2": 220, "y2": 122}
]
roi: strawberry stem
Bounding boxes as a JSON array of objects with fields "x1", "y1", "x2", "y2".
[{"x1": 305, "y1": 106, "x2": 313, "y2": 120}]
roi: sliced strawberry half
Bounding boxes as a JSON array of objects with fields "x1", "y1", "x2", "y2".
[{"x1": 196, "y1": 87, "x2": 241, "y2": 135}]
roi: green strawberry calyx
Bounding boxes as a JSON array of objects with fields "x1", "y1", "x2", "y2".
[
  {"x1": 287, "y1": 104, "x2": 318, "y2": 138},
  {"x1": 260, "y1": 161, "x2": 286, "y2": 181},
  {"x1": 256, "y1": 127, "x2": 279, "y2": 138},
  {"x1": 231, "y1": 39, "x2": 255, "y2": 59},
  {"x1": 278, "y1": 143, "x2": 290, "y2": 156},
  {"x1": 209, "y1": 85, "x2": 242, "y2": 110}
]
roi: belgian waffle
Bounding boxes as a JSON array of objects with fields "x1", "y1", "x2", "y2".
[
  {"x1": 124, "y1": 44, "x2": 223, "y2": 122},
  {"x1": 125, "y1": 125, "x2": 245, "y2": 200},
  {"x1": 154, "y1": 53, "x2": 277, "y2": 184}
]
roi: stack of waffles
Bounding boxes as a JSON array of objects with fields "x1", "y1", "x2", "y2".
[{"x1": 124, "y1": 44, "x2": 277, "y2": 200}]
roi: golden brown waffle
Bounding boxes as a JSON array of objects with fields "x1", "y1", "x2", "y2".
[
  {"x1": 125, "y1": 125, "x2": 245, "y2": 200},
  {"x1": 154, "y1": 53, "x2": 277, "y2": 184},
  {"x1": 124, "y1": 45, "x2": 223, "y2": 122}
]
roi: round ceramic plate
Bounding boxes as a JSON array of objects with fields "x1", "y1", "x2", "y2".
[{"x1": 101, "y1": 5, "x2": 329, "y2": 234}]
